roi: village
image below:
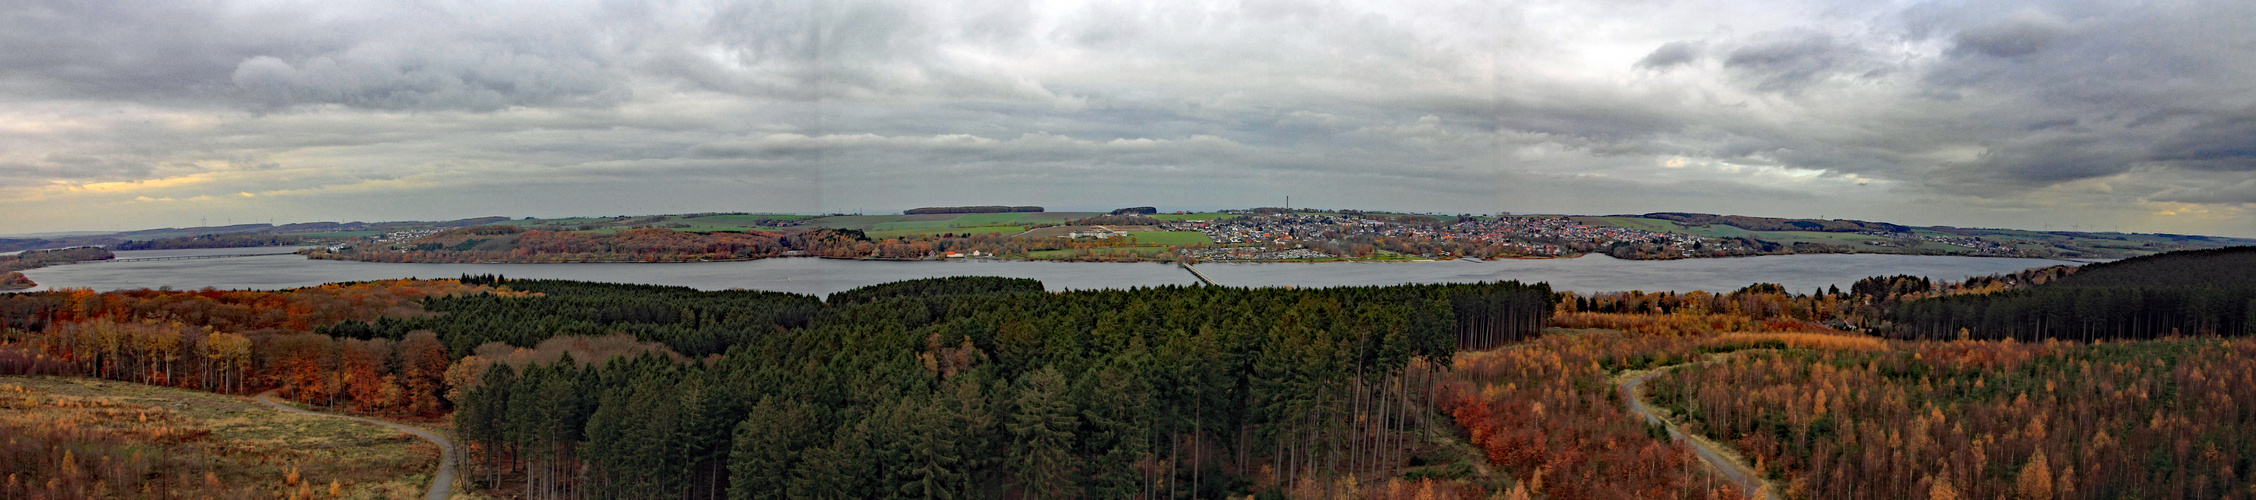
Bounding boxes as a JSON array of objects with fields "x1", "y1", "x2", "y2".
[{"x1": 1158, "y1": 211, "x2": 1717, "y2": 259}]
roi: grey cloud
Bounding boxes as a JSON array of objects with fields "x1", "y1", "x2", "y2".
[
  {"x1": 1634, "y1": 41, "x2": 1703, "y2": 71},
  {"x1": 3, "y1": 0, "x2": 632, "y2": 112},
  {"x1": 1721, "y1": 33, "x2": 1883, "y2": 93},
  {"x1": 1950, "y1": 18, "x2": 2065, "y2": 58},
  {"x1": 2149, "y1": 113, "x2": 2256, "y2": 171},
  {"x1": 231, "y1": 45, "x2": 630, "y2": 111},
  {"x1": 2149, "y1": 177, "x2": 2256, "y2": 205}
]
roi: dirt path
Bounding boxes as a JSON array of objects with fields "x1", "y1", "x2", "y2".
[
  {"x1": 1614, "y1": 355, "x2": 1776, "y2": 499},
  {"x1": 257, "y1": 392, "x2": 456, "y2": 500}
]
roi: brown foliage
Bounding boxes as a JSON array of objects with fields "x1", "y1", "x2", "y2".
[
  {"x1": 1437, "y1": 329, "x2": 1754, "y2": 500},
  {"x1": 1, "y1": 280, "x2": 506, "y2": 416},
  {"x1": 1650, "y1": 337, "x2": 2256, "y2": 499}
]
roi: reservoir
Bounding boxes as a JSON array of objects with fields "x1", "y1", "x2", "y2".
[{"x1": 19, "y1": 249, "x2": 2079, "y2": 297}]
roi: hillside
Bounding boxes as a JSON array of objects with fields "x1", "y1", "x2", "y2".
[
  {"x1": 1889, "y1": 246, "x2": 2256, "y2": 340},
  {"x1": 0, "y1": 376, "x2": 442, "y2": 498},
  {"x1": 2049, "y1": 246, "x2": 2256, "y2": 288},
  {"x1": 1638, "y1": 212, "x2": 1909, "y2": 233},
  {"x1": 1582, "y1": 212, "x2": 2256, "y2": 259}
]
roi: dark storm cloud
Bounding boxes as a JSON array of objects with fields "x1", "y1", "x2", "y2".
[
  {"x1": 1634, "y1": 41, "x2": 1703, "y2": 71},
  {"x1": 2149, "y1": 113, "x2": 2256, "y2": 172}
]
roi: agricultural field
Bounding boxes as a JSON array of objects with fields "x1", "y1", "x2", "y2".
[
  {"x1": 1146, "y1": 212, "x2": 1236, "y2": 221},
  {"x1": 1016, "y1": 224, "x2": 1162, "y2": 239},
  {"x1": 804, "y1": 212, "x2": 1098, "y2": 232},
  {"x1": 1126, "y1": 231, "x2": 1214, "y2": 245},
  {"x1": 0, "y1": 376, "x2": 442, "y2": 499},
  {"x1": 866, "y1": 225, "x2": 1026, "y2": 240},
  {"x1": 1025, "y1": 246, "x2": 1173, "y2": 259}
]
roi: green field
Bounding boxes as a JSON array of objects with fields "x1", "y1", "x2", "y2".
[
  {"x1": 810, "y1": 212, "x2": 1099, "y2": 232},
  {"x1": 1127, "y1": 231, "x2": 1214, "y2": 245},
  {"x1": 1147, "y1": 213, "x2": 1235, "y2": 221},
  {"x1": 1026, "y1": 246, "x2": 1173, "y2": 259},
  {"x1": 868, "y1": 225, "x2": 1028, "y2": 239}
]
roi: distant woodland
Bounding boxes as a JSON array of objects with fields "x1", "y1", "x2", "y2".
[
  {"x1": 0, "y1": 247, "x2": 114, "y2": 289},
  {"x1": 114, "y1": 233, "x2": 306, "y2": 250},
  {"x1": 1889, "y1": 247, "x2": 2256, "y2": 340},
  {"x1": 1639, "y1": 212, "x2": 1911, "y2": 233},
  {"x1": 0, "y1": 247, "x2": 113, "y2": 273}
]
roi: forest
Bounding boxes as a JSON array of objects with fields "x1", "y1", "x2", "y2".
[
  {"x1": 1647, "y1": 338, "x2": 2256, "y2": 498},
  {"x1": 1887, "y1": 247, "x2": 2256, "y2": 340},
  {"x1": 112, "y1": 233, "x2": 307, "y2": 250},
  {"x1": 0, "y1": 275, "x2": 1553, "y2": 499},
  {"x1": 0, "y1": 246, "x2": 114, "y2": 273}
]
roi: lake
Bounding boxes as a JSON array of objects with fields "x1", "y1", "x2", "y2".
[{"x1": 16, "y1": 249, "x2": 2079, "y2": 297}]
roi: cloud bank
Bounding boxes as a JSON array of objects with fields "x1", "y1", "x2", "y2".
[{"x1": 2, "y1": 0, "x2": 2251, "y2": 237}]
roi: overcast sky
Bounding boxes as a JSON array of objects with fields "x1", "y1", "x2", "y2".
[{"x1": 4, "y1": 0, "x2": 2253, "y2": 237}]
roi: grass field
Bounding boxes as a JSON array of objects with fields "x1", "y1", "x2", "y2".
[
  {"x1": 0, "y1": 376, "x2": 442, "y2": 499},
  {"x1": 1026, "y1": 246, "x2": 1173, "y2": 259},
  {"x1": 1147, "y1": 213, "x2": 1235, "y2": 221},
  {"x1": 867, "y1": 225, "x2": 1027, "y2": 239},
  {"x1": 1127, "y1": 231, "x2": 1214, "y2": 245},
  {"x1": 806, "y1": 213, "x2": 1098, "y2": 232}
]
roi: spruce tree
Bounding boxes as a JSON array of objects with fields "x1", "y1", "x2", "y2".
[{"x1": 1009, "y1": 366, "x2": 1079, "y2": 499}]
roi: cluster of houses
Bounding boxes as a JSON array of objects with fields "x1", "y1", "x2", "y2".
[
  {"x1": 1441, "y1": 217, "x2": 1704, "y2": 250},
  {"x1": 1066, "y1": 227, "x2": 1131, "y2": 239},
  {"x1": 1161, "y1": 213, "x2": 1387, "y2": 244},
  {"x1": 373, "y1": 229, "x2": 443, "y2": 244},
  {"x1": 1166, "y1": 213, "x2": 1706, "y2": 257},
  {"x1": 1180, "y1": 246, "x2": 1336, "y2": 261}
]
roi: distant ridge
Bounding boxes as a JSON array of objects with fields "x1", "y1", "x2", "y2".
[
  {"x1": 1637, "y1": 212, "x2": 1909, "y2": 233},
  {"x1": 2052, "y1": 245, "x2": 2256, "y2": 288},
  {"x1": 903, "y1": 206, "x2": 1043, "y2": 215}
]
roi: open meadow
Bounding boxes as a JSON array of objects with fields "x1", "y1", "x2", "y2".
[{"x1": 0, "y1": 375, "x2": 444, "y2": 499}]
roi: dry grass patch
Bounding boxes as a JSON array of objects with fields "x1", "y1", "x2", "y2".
[{"x1": 0, "y1": 376, "x2": 437, "y2": 499}]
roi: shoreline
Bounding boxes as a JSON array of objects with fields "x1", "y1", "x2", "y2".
[{"x1": 296, "y1": 249, "x2": 2090, "y2": 267}]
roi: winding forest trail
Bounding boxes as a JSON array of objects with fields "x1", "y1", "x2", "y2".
[
  {"x1": 256, "y1": 392, "x2": 456, "y2": 500},
  {"x1": 1614, "y1": 355, "x2": 1776, "y2": 500}
]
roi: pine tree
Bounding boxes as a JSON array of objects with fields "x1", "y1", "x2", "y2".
[
  {"x1": 1073, "y1": 357, "x2": 1151, "y2": 498},
  {"x1": 897, "y1": 395, "x2": 963, "y2": 500},
  {"x1": 728, "y1": 397, "x2": 814, "y2": 500},
  {"x1": 1009, "y1": 367, "x2": 1079, "y2": 499}
]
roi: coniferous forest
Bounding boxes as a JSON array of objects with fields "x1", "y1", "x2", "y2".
[
  {"x1": 0, "y1": 275, "x2": 1553, "y2": 499},
  {"x1": 1888, "y1": 247, "x2": 2256, "y2": 340}
]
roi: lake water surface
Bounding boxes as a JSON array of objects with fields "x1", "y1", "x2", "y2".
[{"x1": 18, "y1": 250, "x2": 2079, "y2": 297}]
